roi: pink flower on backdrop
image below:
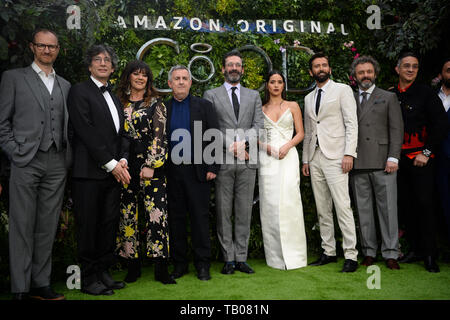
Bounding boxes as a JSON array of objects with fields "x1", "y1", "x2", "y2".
[
  {"x1": 351, "y1": 47, "x2": 357, "y2": 52},
  {"x1": 353, "y1": 53, "x2": 360, "y2": 59}
]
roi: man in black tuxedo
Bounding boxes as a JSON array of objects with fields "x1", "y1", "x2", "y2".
[
  {"x1": 68, "y1": 44, "x2": 130, "y2": 295},
  {"x1": 166, "y1": 65, "x2": 220, "y2": 281}
]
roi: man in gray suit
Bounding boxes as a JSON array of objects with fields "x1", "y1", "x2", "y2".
[
  {"x1": 0, "y1": 29, "x2": 71, "y2": 300},
  {"x1": 203, "y1": 50, "x2": 264, "y2": 274},
  {"x1": 349, "y1": 56, "x2": 404, "y2": 269}
]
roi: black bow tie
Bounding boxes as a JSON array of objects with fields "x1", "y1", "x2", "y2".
[{"x1": 100, "y1": 85, "x2": 111, "y2": 93}]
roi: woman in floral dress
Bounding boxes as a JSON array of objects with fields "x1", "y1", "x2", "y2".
[{"x1": 116, "y1": 60, "x2": 175, "y2": 284}]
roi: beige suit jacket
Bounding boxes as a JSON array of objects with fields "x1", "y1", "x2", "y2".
[{"x1": 302, "y1": 79, "x2": 358, "y2": 162}]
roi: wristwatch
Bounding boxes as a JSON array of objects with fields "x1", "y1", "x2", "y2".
[{"x1": 422, "y1": 149, "x2": 432, "y2": 157}]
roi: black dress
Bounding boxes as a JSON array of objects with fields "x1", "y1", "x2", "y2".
[{"x1": 116, "y1": 98, "x2": 170, "y2": 259}]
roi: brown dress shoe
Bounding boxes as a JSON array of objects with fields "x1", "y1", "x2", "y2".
[
  {"x1": 361, "y1": 256, "x2": 376, "y2": 266},
  {"x1": 386, "y1": 259, "x2": 400, "y2": 270}
]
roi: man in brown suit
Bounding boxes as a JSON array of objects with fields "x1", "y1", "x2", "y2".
[{"x1": 349, "y1": 56, "x2": 404, "y2": 269}]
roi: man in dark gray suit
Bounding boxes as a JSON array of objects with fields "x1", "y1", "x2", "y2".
[
  {"x1": 203, "y1": 50, "x2": 264, "y2": 275},
  {"x1": 0, "y1": 29, "x2": 71, "y2": 300},
  {"x1": 349, "y1": 56, "x2": 404, "y2": 269}
]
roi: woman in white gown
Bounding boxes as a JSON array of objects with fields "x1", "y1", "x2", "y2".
[{"x1": 259, "y1": 70, "x2": 307, "y2": 270}]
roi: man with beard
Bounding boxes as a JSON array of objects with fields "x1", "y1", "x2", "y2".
[
  {"x1": 0, "y1": 29, "x2": 71, "y2": 300},
  {"x1": 393, "y1": 52, "x2": 447, "y2": 273},
  {"x1": 435, "y1": 58, "x2": 450, "y2": 260},
  {"x1": 301, "y1": 52, "x2": 359, "y2": 272},
  {"x1": 203, "y1": 50, "x2": 264, "y2": 275},
  {"x1": 349, "y1": 56, "x2": 404, "y2": 269}
]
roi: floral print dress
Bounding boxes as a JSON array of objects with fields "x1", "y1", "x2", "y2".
[{"x1": 116, "y1": 98, "x2": 170, "y2": 259}]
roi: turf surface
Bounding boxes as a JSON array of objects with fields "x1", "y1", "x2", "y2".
[{"x1": 45, "y1": 258, "x2": 450, "y2": 300}]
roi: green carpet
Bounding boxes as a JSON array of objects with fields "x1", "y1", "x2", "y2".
[{"x1": 32, "y1": 258, "x2": 450, "y2": 300}]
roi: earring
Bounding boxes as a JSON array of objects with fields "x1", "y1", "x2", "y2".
[{"x1": 125, "y1": 84, "x2": 131, "y2": 95}]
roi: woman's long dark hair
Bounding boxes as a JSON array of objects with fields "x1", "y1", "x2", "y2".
[
  {"x1": 117, "y1": 60, "x2": 158, "y2": 107},
  {"x1": 263, "y1": 69, "x2": 287, "y2": 105}
]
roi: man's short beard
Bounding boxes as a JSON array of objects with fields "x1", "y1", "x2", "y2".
[
  {"x1": 313, "y1": 72, "x2": 330, "y2": 83},
  {"x1": 224, "y1": 70, "x2": 242, "y2": 84},
  {"x1": 357, "y1": 78, "x2": 375, "y2": 89},
  {"x1": 442, "y1": 78, "x2": 450, "y2": 89}
]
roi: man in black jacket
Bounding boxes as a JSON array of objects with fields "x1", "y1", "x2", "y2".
[
  {"x1": 68, "y1": 44, "x2": 130, "y2": 295},
  {"x1": 392, "y1": 52, "x2": 448, "y2": 272},
  {"x1": 166, "y1": 65, "x2": 220, "y2": 281}
]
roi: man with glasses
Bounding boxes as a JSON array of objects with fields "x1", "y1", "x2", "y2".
[
  {"x1": 68, "y1": 44, "x2": 130, "y2": 295},
  {"x1": 0, "y1": 29, "x2": 71, "y2": 300},
  {"x1": 203, "y1": 50, "x2": 264, "y2": 275},
  {"x1": 392, "y1": 52, "x2": 447, "y2": 272}
]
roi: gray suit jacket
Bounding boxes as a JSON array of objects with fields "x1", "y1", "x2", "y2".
[
  {"x1": 0, "y1": 66, "x2": 72, "y2": 168},
  {"x1": 203, "y1": 84, "x2": 264, "y2": 168},
  {"x1": 353, "y1": 86, "x2": 404, "y2": 170}
]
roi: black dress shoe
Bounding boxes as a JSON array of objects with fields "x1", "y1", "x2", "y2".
[
  {"x1": 171, "y1": 264, "x2": 189, "y2": 279},
  {"x1": 221, "y1": 262, "x2": 235, "y2": 275},
  {"x1": 235, "y1": 262, "x2": 255, "y2": 274},
  {"x1": 81, "y1": 281, "x2": 114, "y2": 296},
  {"x1": 399, "y1": 251, "x2": 421, "y2": 263},
  {"x1": 29, "y1": 286, "x2": 65, "y2": 300},
  {"x1": 197, "y1": 267, "x2": 211, "y2": 281},
  {"x1": 308, "y1": 254, "x2": 338, "y2": 266},
  {"x1": 424, "y1": 256, "x2": 440, "y2": 273},
  {"x1": 100, "y1": 271, "x2": 126, "y2": 290},
  {"x1": 12, "y1": 292, "x2": 29, "y2": 300},
  {"x1": 341, "y1": 259, "x2": 358, "y2": 272}
]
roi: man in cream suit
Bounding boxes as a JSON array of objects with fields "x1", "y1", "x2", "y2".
[
  {"x1": 0, "y1": 29, "x2": 71, "y2": 299},
  {"x1": 349, "y1": 56, "x2": 404, "y2": 270},
  {"x1": 203, "y1": 50, "x2": 264, "y2": 275},
  {"x1": 301, "y1": 52, "x2": 359, "y2": 272}
]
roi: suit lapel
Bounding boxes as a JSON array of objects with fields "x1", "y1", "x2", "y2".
[
  {"x1": 238, "y1": 87, "x2": 251, "y2": 125},
  {"x1": 87, "y1": 79, "x2": 119, "y2": 135},
  {"x1": 218, "y1": 85, "x2": 238, "y2": 125},
  {"x1": 358, "y1": 86, "x2": 378, "y2": 123},
  {"x1": 166, "y1": 98, "x2": 173, "y2": 134},
  {"x1": 23, "y1": 67, "x2": 46, "y2": 111}
]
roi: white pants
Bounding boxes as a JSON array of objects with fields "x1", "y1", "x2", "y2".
[{"x1": 309, "y1": 149, "x2": 358, "y2": 261}]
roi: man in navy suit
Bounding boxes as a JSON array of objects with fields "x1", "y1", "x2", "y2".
[
  {"x1": 166, "y1": 65, "x2": 220, "y2": 281},
  {"x1": 68, "y1": 44, "x2": 130, "y2": 295}
]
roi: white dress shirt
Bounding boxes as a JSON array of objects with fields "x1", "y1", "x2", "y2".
[
  {"x1": 224, "y1": 81, "x2": 242, "y2": 141},
  {"x1": 90, "y1": 76, "x2": 124, "y2": 172},
  {"x1": 438, "y1": 86, "x2": 450, "y2": 112},
  {"x1": 358, "y1": 84, "x2": 375, "y2": 103},
  {"x1": 31, "y1": 61, "x2": 55, "y2": 94},
  {"x1": 314, "y1": 79, "x2": 332, "y2": 107}
]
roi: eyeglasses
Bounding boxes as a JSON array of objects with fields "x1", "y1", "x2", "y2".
[
  {"x1": 33, "y1": 43, "x2": 59, "y2": 51},
  {"x1": 92, "y1": 56, "x2": 112, "y2": 64},
  {"x1": 225, "y1": 62, "x2": 242, "y2": 68},
  {"x1": 400, "y1": 63, "x2": 419, "y2": 70}
]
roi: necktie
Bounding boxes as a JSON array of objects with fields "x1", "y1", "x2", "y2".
[
  {"x1": 360, "y1": 91, "x2": 368, "y2": 108},
  {"x1": 315, "y1": 88, "x2": 322, "y2": 115},
  {"x1": 100, "y1": 85, "x2": 111, "y2": 93},
  {"x1": 231, "y1": 86, "x2": 240, "y2": 121}
]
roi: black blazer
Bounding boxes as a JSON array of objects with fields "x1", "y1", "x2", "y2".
[
  {"x1": 166, "y1": 95, "x2": 220, "y2": 182},
  {"x1": 68, "y1": 78, "x2": 128, "y2": 179}
]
